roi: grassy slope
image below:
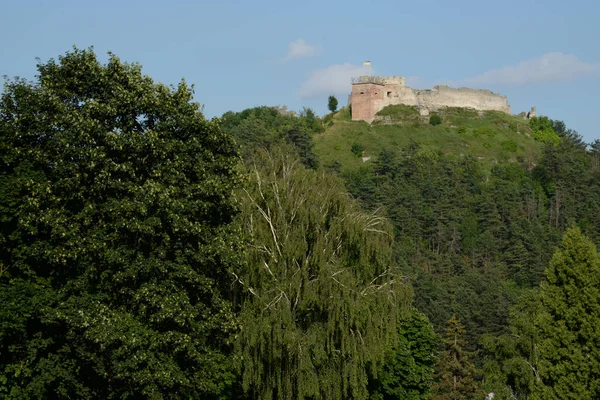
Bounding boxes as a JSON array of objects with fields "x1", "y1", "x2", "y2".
[{"x1": 315, "y1": 106, "x2": 541, "y2": 174}]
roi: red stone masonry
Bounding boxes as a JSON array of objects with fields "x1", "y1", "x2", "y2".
[{"x1": 351, "y1": 83, "x2": 384, "y2": 122}]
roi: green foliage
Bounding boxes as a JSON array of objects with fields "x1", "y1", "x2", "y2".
[
  {"x1": 314, "y1": 107, "x2": 539, "y2": 174},
  {"x1": 221, "y1": 106, "x2": 320, "y2": 169},
  {"x1": 530, "y1": 116, "x2": 561, "y2": 145},
  {"x1": 376, "y1": 104, "x2": 420, "y2": 120},
  {"x1": 533, "y1": 136, "x2": 599, "y2": 231},
  {"x1": 285, "y1": 125, "x2": 319, "y2": 169},
  {"x1": 501, "y1": 140, "x2": 518, "y2": 153},
  {"x1": 300, "y1": 106, "x2": 325, "y2": 133},
  {"x1": 480, "y1": 289, "x2": 542, "y2": 399},
  {"x1": 429, "y1": 114, "x2": 442, "y2": 126},
  {"x1": 328, "y1": 95, "x2": 338, "y2": 113},
  {"x1": 0, "y1": 47, "x2": 241, "y2": 399},
  {"x1": 430, "y1": 316, "x2": 482, "y2": 400},
  {"x1": 474, "y1": 126, "x2": 495, "y2": 138},
  {"x1": 351, "y1": 142, "x2": 364, "y2": 157},
  {"x1": 235, "y1": 147, "x2": 412, "y2": 399},
  {"x1": 442, "y1": 107, "x2": 479, "y2": 119},
  {"x1": 369, "y1": 311, "x2": 438, "y2": 400},
  {"x1": 341, "y1": 141, "x2": 572, "y2": 367},
  {"x1": 532, "y1": 129, "x2": 561, "y2": 145},
  {"x1": 533, "y1": 228, "x2": 600, "y2": 399}
]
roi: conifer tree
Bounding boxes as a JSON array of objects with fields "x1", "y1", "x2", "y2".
[
  {"x1": 430, "y1": 316, "x2": 481, "y2": 400},
  {"x1": 369, "y1": 310, "x2": 438, "y2": 400},
  {"x1": 328, "y1": 95, "x2": 338, "y2": 113},
  {"x1": 533, "y1": 227, "x2": 600, "y2": 399}
]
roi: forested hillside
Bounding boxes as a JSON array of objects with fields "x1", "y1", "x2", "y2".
[
  {"x1": 219, "y1": 99, "x2": 600, "y2": 398},
  {"x1": 2, "y1": 48, "x2": 600, "y2": 399},
  {"x1": 317, "y1": 102, "x2": 600, "y2": 398}
]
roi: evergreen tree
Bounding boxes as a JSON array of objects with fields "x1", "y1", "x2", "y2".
[
  {"x1": 533, "y1": 227, "x2": 600, "y2": 399},
  {"x1": 430, "y1": 316, "x2": 481, "y2": 400},
  {"x1": 328, "y1": 95, "x2": 339, "y2": 113},
  {"x1": 480, "y1": 289, "x2": 542, "y2": 399},
  {"x1": 369, "y1": 310, "x2": 438, "y2": 400}
]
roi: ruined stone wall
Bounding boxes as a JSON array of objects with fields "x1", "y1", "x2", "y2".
[
  {"x1": 351, "y1": 76, "x2": 511, "y2": 121},
  {"x1": 415, "y1": 86, "x2": 511, "y2": 113}
]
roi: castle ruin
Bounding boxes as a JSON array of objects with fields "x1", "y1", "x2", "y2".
[{"x1": 350, "y1": 76, "x2": 512, "y2": 123}]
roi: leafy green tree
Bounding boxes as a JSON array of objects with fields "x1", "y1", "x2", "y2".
[
  {"x1": 430, "y1": 316, "x2": 481, "y2": 400},
  {"x1": 235, "y1": 146, "x2": 413, "y2": 400},
  {"x1": 369, "y1": 310, "x2": 438, "y2": 400},
  {"x1": 328, "y1": 95, "x2": 339, "y2": 113},
  {"x1": 533, "y1": 227, "x2": 600, "y2": 399},
  {"x1": 530, "y1": 116, "x2": 561, "y2": 145},
  {"x1": 0, "y1": 48, "x2": 241, "y2": 399},
  {"x1": 300, "y1": 106, "x2": 325, "y2": 133}
]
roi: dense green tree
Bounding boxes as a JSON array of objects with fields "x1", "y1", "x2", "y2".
[
  {"x1": 369, "y1": 310, "x2": 438, "y2": 400},
  {"x1": 529, "y1": 116, "x2": 561, "y2": 145},
  {"x1": 480, "y1": 289, "x2": 542, "y2": 399},
  {"x1": 234, "y1": 146, "x2": 413, "y2": 400},
  {"x1": 430, "y1": 316, "x2": 481, "y2": 400},
  {"x1": 533, "y1": 227, "x2": 600, "y2": 399},
  {"x1": 221, "y1": 106, "x2": 320, "y2": 168},
  {"x1": 0, "y1": 48, "x2": 241, "y2": 398},
  {"x1": 328, "y1": 95, "x2": 339, "y2": 113},
  {"x1": 284, "y1": 124, "x2": 319, "y2": 169}
]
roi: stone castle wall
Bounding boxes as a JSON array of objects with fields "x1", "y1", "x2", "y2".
[{"x1": 351, "y1": 76, "x2": 511, "y2": 122}]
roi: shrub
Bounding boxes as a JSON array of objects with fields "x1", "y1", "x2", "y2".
[
  {"x1": 501, "y1": 140, "x2": 518, "y2": 153},
  {"x1": 457, "y1": 126, "x2": 467, "y2": 135},
  {"x1": 351, "y1": 142, "x2": 364, "y2": 157},
  {"x1": 474, "y1": 127, "x2": 495, "y2": 138},
  {"x1": 376, "y1": 104, "x2": 420, "y2": 120},
  {"x1": 429, "y1": 114, "x2": 442, "y2": 126}
]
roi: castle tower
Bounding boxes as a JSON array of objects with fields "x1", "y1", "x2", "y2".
[{"x1": 350, "y1": 76, "x2": 385, "y2": 122}]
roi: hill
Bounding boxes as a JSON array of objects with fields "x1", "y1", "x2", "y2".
[{"x1": 315, "y1": 105, "x2": 542, "y2": 173}]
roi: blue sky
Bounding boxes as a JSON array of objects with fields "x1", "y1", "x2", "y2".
[{"x1": 1, "y1": 0, "x2": 599, "y2": 141}]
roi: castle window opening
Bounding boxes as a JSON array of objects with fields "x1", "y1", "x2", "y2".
[
  {"x1": 360, "y1": 91, "x2": 365, "y2": 95},
  {"x1": 387, "y1": 91, "x2": 392, "y2": 97}
]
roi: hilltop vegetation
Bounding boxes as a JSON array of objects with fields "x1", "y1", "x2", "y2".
[{"x1": 315, "y1": 105, "x2": 541, "y2": 173}]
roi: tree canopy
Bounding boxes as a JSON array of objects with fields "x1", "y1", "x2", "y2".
[
  {"x1": 534, "y1": 227, "x2": 600, "y2": 399},
  {"x1": 234, "y1": 146, "x2": 413, "y2": 399},
  {"x1": 328, "y1": 95, "x2": 338, "y2": 113},
  {"x1": 0, "y1": 47, "x2": 242, "y2": 399}
]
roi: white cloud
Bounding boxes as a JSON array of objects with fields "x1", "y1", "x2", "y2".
[
  {"x1": 284, "y1": 39, "x2": 319, "y2": 61},
  {"x1": 461, "y1": 52, "x2": 599, "y2": 86},
  {"x1": 299, "y1": 63, "x2": 370, "y2": 98}
]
